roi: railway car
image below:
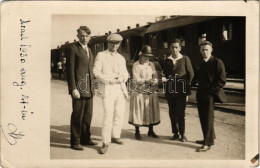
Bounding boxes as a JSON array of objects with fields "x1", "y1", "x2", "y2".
[
  {"x1": 143, "y1": 16, "x2": 245, "y2": 80},
  {"x1": 89, "y1": 16, "x2": 245, "y2": 81}
]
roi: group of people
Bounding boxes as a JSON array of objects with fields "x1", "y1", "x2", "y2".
[
  {"x1": 56, "y1": 58, "x2": 66, "y2": 79},
  {"x1": 65, "y1": 26, "x2": 226, "y2": 154}
]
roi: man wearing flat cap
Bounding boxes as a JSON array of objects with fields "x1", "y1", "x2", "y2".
[
  {"x1": 93, "y1": 34, "x2": 129, "y2": 154},
  {"x1": 66, "y1": 26, "x2": 97, "y2": 151}
]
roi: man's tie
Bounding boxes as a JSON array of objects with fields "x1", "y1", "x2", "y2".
[{"x1": 84, "y1": 46, "x2": 89, "y2": 59}]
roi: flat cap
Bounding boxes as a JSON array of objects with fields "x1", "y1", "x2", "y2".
[{"x1": 107, "y1": 34, "x2": 123, "y2": 42}]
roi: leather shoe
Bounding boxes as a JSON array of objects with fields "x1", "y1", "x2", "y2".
[
  {"x1": 81, "y1": 140, "x2": 98, "y2": 146},
  {"x1": 170, "y1": 134, "x2": 179, "y2": 140},
  {"x1": 195, "y1": 140, "x2": 204, "y2": 145},
  {"x1": 111, "y1": 138, "x2": 123, "y2": 145},
  {"x1": 196, "y1": 145, "x2": 211, "y2": 152},
  {"x1": 135, "y1": 132, "x2": 142, "y2": 140},
  {"x1": 180, "y1": 135, "x2": 187, "y2": 142},
  {"x1": 71, "y1": 144, "x2": 84, "y2": 151},
  {"x1": 99, "y1": 143, "x2": 108, "y2": 154},
  {"x1": 148, "y1": 131, "x2": 159, "y2": 138}
]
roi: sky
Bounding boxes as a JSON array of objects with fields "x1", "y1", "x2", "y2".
[{"x1": 51, "y1": 15, "x2": 158, "y2": 49}]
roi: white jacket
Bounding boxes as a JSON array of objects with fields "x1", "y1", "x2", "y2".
[{"x1": 93, "y1": 50, "x2": 129, "y2": 98}]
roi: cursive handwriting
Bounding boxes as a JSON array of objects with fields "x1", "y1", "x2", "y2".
[
  {"x1": 20, "y1": 19, "x2": 30, "y2": 41},
  {"x1": 13, "y1": 68, "x2": 26, "y2": 88},
  {"x1": 1, "y1": 123, "x2": 25, "y2": 145}
]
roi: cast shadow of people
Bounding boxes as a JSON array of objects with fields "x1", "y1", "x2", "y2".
[
  {"x1": 122, "y1": 128, "x2": 200, "y2": 150},
  {"x1": 50, "y1": 125, "x2": 102, "y2": 152}
]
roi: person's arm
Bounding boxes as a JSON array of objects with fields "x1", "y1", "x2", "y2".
[
  {"x1": 150, "y1": 63, "x2": 158, "y2": 85},
  {"x1": 66, "y1": 46, "x2": 77, "y2": 91},
  {"x1": 211, "y1": 59, "x2": 226, "y2": 94},
  {"x1": 185, "y1": 57, "x2": 194, "y2": 85},
  {"x1": 66, "y1": 46, "x2": 80, "y2": 98},
  {"x1": 157, "y1": 62, "x2": 163, "y2": 72},
  {"x1": 117, "y1": 57, "x2": 129, "y2": 83}
]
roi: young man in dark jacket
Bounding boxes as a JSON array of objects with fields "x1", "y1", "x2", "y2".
[{"x1": 164, "y1": 39, "x2": 194, "y2": 142}]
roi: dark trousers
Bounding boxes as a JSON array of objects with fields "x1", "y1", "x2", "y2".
[
  {"x1": 70, "y1": 97, "x2": 93, "y2": 145},
  {"x1": 196, "y1": 93, "x2": 216, "y2": 146},
  {"x1": 167, "y1": 96, "x2": 186, "y2": 135}
]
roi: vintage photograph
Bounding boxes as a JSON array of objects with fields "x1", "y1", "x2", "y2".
[{"x1": 50, "y1": 15, "x2": 245, "y2": 160}]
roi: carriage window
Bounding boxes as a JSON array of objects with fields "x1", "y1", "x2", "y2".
[
  {"x1": 104, "y1": 42, "x2": 108, "y2": 50},
  {"x1": 222, "y1": 23, "x2": 232, "y2": 41},
  {"x1": 151, "y1": 34, "x2": 157, "y2": 49},
  {"x1": 121, "y1": 39, "x2": 126, "y2": 52},
  {"x1": 161, "y1": 31, "x2": 168, "y2": 48},
  {"x1": 126, "y1": 39, "x2": 130, "y2": 52}
]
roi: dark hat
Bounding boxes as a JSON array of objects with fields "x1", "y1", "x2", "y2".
[
  {"x1": 139, "y1": 45, "x2": 153, "y2": 57},
  {"x1": 107, "y1": 34, "x2": 123, "y2": 42}
]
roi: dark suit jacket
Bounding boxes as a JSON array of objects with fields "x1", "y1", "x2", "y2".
[
  {"x1": 197, "y1": 56, "x2": 226, "y2": 103},
  {"x1": 164, "y1": 55, "x2": 194, "y2": 98},
  {"x1": 66, "y1": 42, "x2": 94, "y2": 98}
]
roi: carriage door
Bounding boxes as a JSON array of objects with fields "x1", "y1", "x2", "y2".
[{"x1": 130, "y1": 36, "x2": 143, "y2": 62}]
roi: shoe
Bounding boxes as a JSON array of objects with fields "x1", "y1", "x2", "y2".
[
  {"x1": 196, "y1": 145, "x2": 211, "y2": 152},
  {"x1": 180, "y1": 135, "x2": 187, "y2": 142},
  {"x1": 81, "y1": 140, "x2": 98, "y2": 146},
  {"x1": 195, "y1": 140, "x2": 204, "y2": 145},
  {"x1": 170, "y1": 134, "x2": 179, "y2": 140},
  {"x1": 71, "y1": 144, "x2": 84, "y2": 151},
  {"x1": 148, "y1": 131, "x2": 159, "y2": 138},
  {"x1": 111, "y1": 138, "x2": 123, "y2": 145},
  {"x1": 135, "y1": 132, "x2": 142, "y2": 140},
  {"x1": 99, "y1": 143, "x2": 108, "y2": 154}
]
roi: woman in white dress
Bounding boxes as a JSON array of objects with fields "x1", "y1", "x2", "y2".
[{"x1": 128, "y1": 45, "x2": 160, "y2": 140}]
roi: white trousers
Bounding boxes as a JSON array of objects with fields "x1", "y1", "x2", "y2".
[{"x1": 101, "y1": 92, "x2": 126, "y2": 144}]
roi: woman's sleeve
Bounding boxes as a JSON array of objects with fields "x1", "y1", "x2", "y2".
[{"x1": 150, "y1": 63, "x2": 158, "y2": 79}]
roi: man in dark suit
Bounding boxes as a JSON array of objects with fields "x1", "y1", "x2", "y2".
[
  {"x1": 196, "y1": 41, "x2": 226, "y2": 152},
  {"x1": 66, "y1": 26, "x2": 97, "y2": 150}
]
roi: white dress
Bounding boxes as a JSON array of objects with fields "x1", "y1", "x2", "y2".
[{"x1": 128, "y1": 61, "x2": 160, "y2": 126}]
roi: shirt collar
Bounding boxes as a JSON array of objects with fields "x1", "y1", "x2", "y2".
[
  {"x1": 204, "y1": 55, "x2": 212, "y2": 62},
  {"x1": 79, "y1": 42, "x2": 88, "y2": 49},
  {"x1": 107, "y1": 49, "x2": 118, "y2": 55},
  {"x1": 168, "y1": 53, "x2": 183, "y2": 61}
]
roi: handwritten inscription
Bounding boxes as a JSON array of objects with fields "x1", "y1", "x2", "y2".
[
  {"x1": 4, "y1": 19, "x2": 34, "y2": 145},
  {"x1": 13, "y1": 68, "x2": 26, "y2": 88},
  {"x1": 1, "y1": 123, "x2": 24, "y2": 145},
  {"x1": 20, "y1": 95, "x2": 29, "y2": 120},
  {"x1": 20, "y1": 44, "x2": 31, "y2": 63},
  {"x1": 20, "y1": 19, "x2": 30, "y2": 41}
]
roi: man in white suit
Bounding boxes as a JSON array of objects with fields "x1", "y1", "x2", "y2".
[{"x1": 93, "y1": 34, "x2": 129, "y2": 154}]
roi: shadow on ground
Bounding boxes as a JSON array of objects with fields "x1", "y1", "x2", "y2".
[{"x1": 51, "y1": 125, "x2": 199, "y2": 151}]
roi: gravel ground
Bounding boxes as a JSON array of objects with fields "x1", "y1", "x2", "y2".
[{"x1": 50, "y1": 79, "x2": 245, "y2": 160}]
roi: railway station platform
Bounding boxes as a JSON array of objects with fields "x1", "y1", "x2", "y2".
[{"x1": 51, "y1": 73, "x2": 246, "y2": 114}]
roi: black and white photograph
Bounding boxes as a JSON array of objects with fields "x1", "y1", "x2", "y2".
[
  {"x1": 0, "y1": 1, "x2": 258, "y2": 168},
  {"x1": 50, "y1": 14, "x2": 246, "y2": 159}
]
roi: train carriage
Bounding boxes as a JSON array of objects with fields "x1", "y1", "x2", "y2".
[
  {"x1": 52, "y1": 15, "x2": 245, "y2": 83},
  {"x1": 143, "y1": 16, "x2": 245, "y2": 79},
  {"x1": 88, "y1": 16, "x2": 245, "y2": 81}
]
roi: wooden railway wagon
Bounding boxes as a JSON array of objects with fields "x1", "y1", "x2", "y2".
[
  {"x1": 143, "y1": 16, "x2": 245, "y2": 79},
  {"x1": 89, "y1": 16, "x2": 245, "y2": 80}
]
